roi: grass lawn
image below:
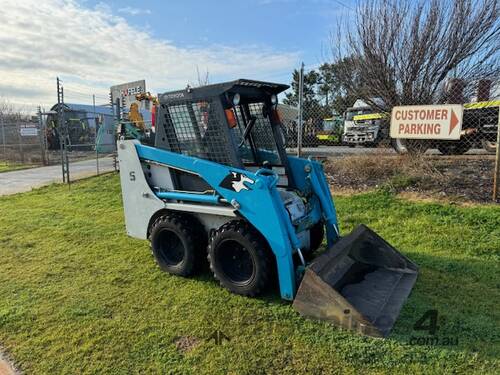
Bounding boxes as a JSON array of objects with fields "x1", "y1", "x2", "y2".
[
  {"x1": 0, "y1": 162, "x2": 34, "y2": 173},
  {"x1": 0, "y1": 174, "x2": 498, "y2": 374}
]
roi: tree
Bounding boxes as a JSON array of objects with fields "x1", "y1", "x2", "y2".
[
  {"x1": 284, "y1": 69, "x2": 327, "y2": 122},
  {"x1": 195, "y1": 65, "x2": 210, "y2": 87},
  {"x1": 331, "y1": 0, "x2": 499, "y2": 112},
  {"x1": 317, "y1": 56, "x2": 366, "y2": 115},
  {"x1": 283, "y1": 69, "x2": 320, "y2": 108}
]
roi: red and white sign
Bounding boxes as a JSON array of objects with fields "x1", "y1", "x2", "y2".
[{"x1": 390, "y1": 104, "x2": 463, "y2": 140}]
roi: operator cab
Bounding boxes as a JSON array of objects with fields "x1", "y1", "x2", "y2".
[{"x1": 154, "y1": 79, "x2": 291, "y2": 192}]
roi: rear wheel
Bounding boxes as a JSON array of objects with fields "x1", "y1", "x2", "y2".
[
  {"x1": 150, "y1": 213, "x2": 202, "y2": 276},
  {"x1": 437, "y1": 140, "x2": 471, "y2": 155},
  {"x1": 208, "y1": 220, "x2": 271, "y2": 296}
]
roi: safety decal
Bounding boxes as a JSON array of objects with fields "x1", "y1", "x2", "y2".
[{"x1": 219, "y1": 172, "x2": 254, "y2": 192}]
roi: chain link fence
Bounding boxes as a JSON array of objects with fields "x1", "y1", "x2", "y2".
[
  {"x1": 1, "y1": 73, "x2": 498, "y2": 201},
  {"x1": 283, "y1": 72, "x2": 498, "y2": 155},
  {"x1": 281, "y1": 65, "x2": 499, "y2": 202},
  {"x1": 0, "y1": 85, "x2": 119, "y2": 181},
  {"x1": 0, "y1": 115, "x2": 50, "y2": 170}
]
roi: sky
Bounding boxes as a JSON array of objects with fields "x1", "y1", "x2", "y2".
[{"x1": 0, "y1": 0, "x2": 354, "y2": 110}]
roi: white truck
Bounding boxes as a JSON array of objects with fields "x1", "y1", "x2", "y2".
[{"x1": 342, "y1": 99, "x2": 387, "y2": 147}]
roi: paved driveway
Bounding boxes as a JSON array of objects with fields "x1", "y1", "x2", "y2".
[{"x1": 0, "y1": 157, "x2": 115, "y2": 196}]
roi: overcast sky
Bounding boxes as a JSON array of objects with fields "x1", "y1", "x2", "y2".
[{"x1": 0, "y1": 0, "x2": 354, "y2": 111}]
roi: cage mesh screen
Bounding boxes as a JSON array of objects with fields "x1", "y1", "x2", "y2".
[
  {"x1": 160, "y1": 100, "x2": 232, "y2": 165},
  {"x1": 231, "y1": 102, "x2": 281, "y2": 165}
]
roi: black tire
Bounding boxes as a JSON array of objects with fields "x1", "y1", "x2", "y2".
[
  {"x1": 150, "y1": 213, "x2": 203, "y2": 277},
  {"x1": 391, "y1": 138, "x2": 429, "y2": 154},
  {"x1": 208, "y1": 220, "x2": 271, "y2": 297},
  {"x1": 437, "y1": 140, "x2": 471, "y2": 155},
  {"x1": 482, "y1": 139, "x2": 497, "y2": 154}
]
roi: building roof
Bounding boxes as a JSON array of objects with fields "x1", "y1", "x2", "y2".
[{"x1": 50, "y1": 103, "x2": 113, "y2": 116}]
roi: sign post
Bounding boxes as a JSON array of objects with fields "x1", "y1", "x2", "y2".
[{"x1": 390, "y1": 104, "x2": 463, "y2": 140}]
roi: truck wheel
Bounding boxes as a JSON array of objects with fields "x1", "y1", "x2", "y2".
[
  {"x1": 437, "y1": 140, "x2": 471, "y2": 155},
  {"x1": 482, "y1": 139, "x2": 497, "y2": 154},
  {"x1": 150, "y1": 213, "x2": 202, "y2": 277},
  {"x1": 391, "y1": 138, "x2": 429, "y2": 154},
  {"x1": 208, "y1": 220, "x2": 271, "y2": 297}
]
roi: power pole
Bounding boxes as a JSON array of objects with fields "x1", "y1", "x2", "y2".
[{"x1": 297, "y1": 62, "x2": 304, "y2": 157}]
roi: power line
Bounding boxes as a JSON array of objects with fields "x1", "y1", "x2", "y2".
[
  {"x1": 64, "y1": 88, "x2": 109, "y2": 99},
  {"x1": 330, "y1": 0, "x2": 354, "y2": 11}
]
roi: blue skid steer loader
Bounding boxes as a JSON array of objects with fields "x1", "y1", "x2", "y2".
[{"x1": 117, "y1": 80, "x2": 418, "y2": 337}]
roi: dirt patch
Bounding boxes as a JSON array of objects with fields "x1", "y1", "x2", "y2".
[
  {"x1": 173, "y1": 336, "x2": 200, "y2": 354},
  {"x1": 0, "y1": 350, "x2": 18, "y2": 375},
  {"x1": 324, "y1": 152, "x2": 496, "y2": 203}
]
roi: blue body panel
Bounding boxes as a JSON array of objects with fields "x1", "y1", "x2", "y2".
[{"x1": 135, "y1": 143, "x2": 339, "y2": 300}]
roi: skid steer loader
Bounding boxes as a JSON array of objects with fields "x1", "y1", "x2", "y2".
[{"x1": 117, "y1": 79, "x2": 418, "y2": 337}]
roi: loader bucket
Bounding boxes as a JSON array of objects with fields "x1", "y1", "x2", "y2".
[{"x1": 293, "y1": 224, "x2": 418, "y2": 337}]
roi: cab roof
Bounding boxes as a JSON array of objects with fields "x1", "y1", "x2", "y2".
[{"x1": 159, "y1": 79, "x2": 289, "y2": 104}]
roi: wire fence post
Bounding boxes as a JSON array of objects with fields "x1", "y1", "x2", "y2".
[
  {"x1": 0, "y1": 114, "x2": 5, "y2": 158},
  {"x1": 113, "y1": 98, "x2": 122, "y2": 172},
  {"x1": 297, "y1": 62, "x2": 304, "y2": 157},
  {"x1": 57, "y1": 77, "x2": 70, "y2": 184},
  {"x1": 16, "y1": 119, "x2": 24, "y2": 164},
  {"x1": 57, "y1": 78, "x2": 65, "y2": 182},
  {"x1": 493, "y1": 107, "x2": 500, "y2": 201},
  {"x1": 37, "y1": 106, "x2": 47, "y2": 165},
  {"x1": 93, "y1": 94, "x2": 100, "y2": 176}
]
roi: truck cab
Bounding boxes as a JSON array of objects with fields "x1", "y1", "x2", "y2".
[{"x1": 342, "y1": 99, "x2": 386, "y2": 147}]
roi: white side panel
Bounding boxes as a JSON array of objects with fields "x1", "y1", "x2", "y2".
[
  {"x1": 118, "y1": 140, "x2": 165, "y2": 239},
  {"x1": 143, "y1": 163, "x2": 175, "y2": 191},
  {"x1": 118, "y1": 140, "x2": 237, "y2": 239}
]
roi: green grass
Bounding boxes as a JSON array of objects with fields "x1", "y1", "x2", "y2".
[
  {"x1": 0, "y1": 162, "x2": 34, "y2": 173},
  {"x1": 0, "y1": 174, "x2": 498, "y2": 374}
]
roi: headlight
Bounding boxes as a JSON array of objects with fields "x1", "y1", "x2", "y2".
[
  {"x1": 232, "y1": 93, "x2": 240, "y2": 106},
  {"x1": 270, "y1": 94, "x2": 278, "y2": 105}
]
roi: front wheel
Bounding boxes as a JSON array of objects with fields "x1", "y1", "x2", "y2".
[
  {"x1": 208, "y1": 220, "x2": 272, "y2": 297},
  {"x1": 391, "y1": 138, "x2": 429, "y2": 154},
  {"x1": 482, "y1": 139, "x2": 497, "y2": 154}
]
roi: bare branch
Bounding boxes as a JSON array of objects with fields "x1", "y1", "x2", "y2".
[{"x1": 330, "y1": 0, "x2": 500, "y2": 111}]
